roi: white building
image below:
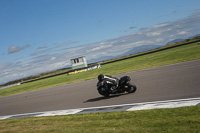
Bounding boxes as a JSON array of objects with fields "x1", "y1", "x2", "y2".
[{"x1": 70, "y1": 56, "x2": 88, "y2": 70}]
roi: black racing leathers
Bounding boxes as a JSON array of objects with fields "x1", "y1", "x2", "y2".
[{"x1": 102, "y1": 75, "x2": 119, "y2": 92}]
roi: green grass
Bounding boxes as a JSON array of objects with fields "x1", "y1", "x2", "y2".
[
  {"x1": 0, "y1": 42, "x2": 200, "y2": 97},
  {"x1": 0, "y1": 106, "x2": 199, "y2": 133}
]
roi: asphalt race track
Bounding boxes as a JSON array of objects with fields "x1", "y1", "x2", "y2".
[{"x1": 0, "y1": 59, "x2": 200, "y2": 116}]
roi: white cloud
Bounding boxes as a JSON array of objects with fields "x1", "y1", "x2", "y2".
[
  {"x1": 86, "y1": 44, "x2": 112, "y2": 52},
  {"x1": 55, "y1": 41, "x2": 78, "y2": 48},
  {"x1": 8, "y1": 44, "x2": 31, "y2": 54},
  {"x1": 152, "y1": 23, "x2": 168, "y2": 28},
  {"x1": 167, "y1": 28, "x2": 172, "y2": 31},
  {"x1": 178, "y1": 31, "x2": 187, "y2": 35},
  {"x1": 37, "y1": 46, "x2": 47, "y2": 49},
  {"x1": 156, "y1": 38, "x2": 164, "y2": 43},
  {"x1": 146, "y1": 31, "x2": 161, "y2": 37},
  {"x1": 50, "y1": 57, "x2": 56, "y2": 61},
  {"x1": 31, "y1": 50, "x2": 46, "y2": 56}
]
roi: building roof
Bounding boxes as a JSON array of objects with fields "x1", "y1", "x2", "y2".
[{"x1": 71, "y1": 56, "x2": 86, "y2": 60}]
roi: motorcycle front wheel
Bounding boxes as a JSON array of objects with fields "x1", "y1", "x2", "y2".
[
  {"x1": 98, "y1": 89, "x2": 110, "y2": 97},
  {"x1": 126, "y1": 82, "x2": 137, "y2": 93}
]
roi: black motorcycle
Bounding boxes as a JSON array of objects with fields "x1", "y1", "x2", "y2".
[{"x1": 97, "y1": 76, "x2": 137, "y2": 97}]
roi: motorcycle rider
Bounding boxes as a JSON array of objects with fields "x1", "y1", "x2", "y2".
[{"x1": 97, "y1": 74, "x2": 119, "y2": 93}]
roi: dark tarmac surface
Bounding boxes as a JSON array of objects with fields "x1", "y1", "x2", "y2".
[{"x1": 0, "y1": 59, "x2": 200, "y2": 116}]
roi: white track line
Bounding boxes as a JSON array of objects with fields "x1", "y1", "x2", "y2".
[
  {"x1": 127, "y1": 98, "x2": 200, "y2": 111},
  {"x1": 0, "y1": 97, "x2": 199, "y2": 120}
]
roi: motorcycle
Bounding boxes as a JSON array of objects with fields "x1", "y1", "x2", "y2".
[{"x1": 97, "y1": 76, "x2": 137, "y2": 97}]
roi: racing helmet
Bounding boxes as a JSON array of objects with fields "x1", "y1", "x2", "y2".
[{"x1": 98, "y1": 74, "x2": 104, "y2": 81}]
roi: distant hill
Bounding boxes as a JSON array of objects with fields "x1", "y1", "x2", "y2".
[
  {"x1": 166, "y1": 39, "x2": 185, "y2": 45},
  {"x1": 88, "y1": 55, "x2": 114, "y2": 64},
  {"x1": 87, "y1": 44, "x2": 161, "y2": 63},
  {"x1": 120, "y1": 44, "x2": 161, "y2": 57},
  {"x1": 188, "y1": 34, "x2": 200, "y2": 39}
]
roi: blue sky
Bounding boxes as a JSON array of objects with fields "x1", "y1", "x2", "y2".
[{"x1": 0, "y1": 0, "x2": 200, "y2": 84}]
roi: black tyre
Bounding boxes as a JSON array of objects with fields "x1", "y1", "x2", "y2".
[
  {"x1": 103, "y1": 92, "x2": 110, "y2": 97},
  {"x1": 98, "y1": 89, "x2": 110, "y2": 97},
  {"x1": 126, "y1": 82, "x2": 137, "y2": 93}
]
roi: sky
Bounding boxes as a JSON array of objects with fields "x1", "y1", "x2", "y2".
[{"x1": 0, "y1": 0, "x2": 200, "y2": 84}]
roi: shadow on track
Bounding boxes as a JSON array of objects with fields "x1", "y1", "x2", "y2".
[{"x1": 84, "y1": 93, "x2": 130, "y2": 103}]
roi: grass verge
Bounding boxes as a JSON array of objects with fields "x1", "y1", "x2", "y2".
[
  {"x1": 0, "y1": 42, "x2": 200, "y2": 97},
  {"x1": 0, "y1": 106, "x2": 199, "y2": 133}
]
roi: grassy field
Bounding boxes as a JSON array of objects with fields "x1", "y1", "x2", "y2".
[
  {"x1": 0, "y1": 106, "x2": 199, "y2": 133},
  {"x1": 0, "y1": 42, "x2": 200, "y2": 97}
]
